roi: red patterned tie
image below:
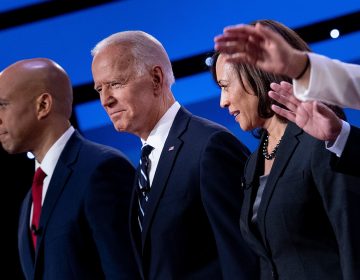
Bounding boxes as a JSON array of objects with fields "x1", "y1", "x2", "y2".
[{"x1": 31, "y1": 167, "x2": 46, "y2": 249}]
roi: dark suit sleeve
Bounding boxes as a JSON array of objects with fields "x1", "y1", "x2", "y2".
[
  {"x1": 84, "y1": 154, "x2": 140, "y2": 279},
  {"x1": 331, "y1": 125, "x2": 360, "y2": 177},
  {"x1": 200, "y1": 131, "x2": 258, "y2": 280},
  {"x1": 313, "y1": 141, "x2": 360, "y2": 279}
]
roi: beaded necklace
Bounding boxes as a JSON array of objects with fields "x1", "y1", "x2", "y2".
[{"x1": 262, "y1": 134, "x2": 282, "y2": 160}]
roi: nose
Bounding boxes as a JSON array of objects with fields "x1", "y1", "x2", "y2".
[
  {"x1": 100, "y1": 87, "x2": 116, "y2": 108},
  {"x1": 220, "y1": 91, "x2": 229, "y2": 108}
]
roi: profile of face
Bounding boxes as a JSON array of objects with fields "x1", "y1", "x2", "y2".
[
  {"x1": 215, "y1": 54, "x2": 264, "y2": 131},
  {"x1": 0, "y1": 69, "x2": 40, "y2": 154},
  {"x1": 92, "y1": 45, "x2": 161, "y2": 139}
]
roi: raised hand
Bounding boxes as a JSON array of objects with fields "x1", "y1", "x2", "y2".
[
  {"x1": 214, "y1": 23, "x2": 306, "y2": 79},
  {"x1": 269, "y1": 81, "x2": 342, "y2": 141}
]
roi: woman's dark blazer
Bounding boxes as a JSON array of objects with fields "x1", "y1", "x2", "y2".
[{"x1": 240, "y1": 122, "x2": 360, "y2": 280}]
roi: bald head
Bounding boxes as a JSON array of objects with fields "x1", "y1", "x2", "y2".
[
  {"x1": 91, "y1": 31, "x2": 175, "y2": 88},
  {"x1": 0, "y1": 58, "x2": 73, "y2": 119},
  {"x1": 0, "y1": 58, "x2": 73, "y2": 160}
]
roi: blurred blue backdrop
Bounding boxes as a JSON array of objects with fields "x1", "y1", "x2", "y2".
[{"x1": 1, "y1": 0, "x2": 360, "y2": 164}]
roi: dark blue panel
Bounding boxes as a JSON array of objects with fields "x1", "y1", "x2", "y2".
[{"x1": 1, "y1": 0, "x2": 360, "y2": 85}]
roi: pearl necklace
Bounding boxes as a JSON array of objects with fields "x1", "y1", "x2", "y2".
[{"x1": 262, "y1": 134, "x2": 282, "y2": 160}]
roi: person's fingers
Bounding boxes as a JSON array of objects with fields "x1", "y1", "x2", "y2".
[
  {"x1": 223, "y1": 23, "x2": 246, "y2": 32},
  {"x1": 270, "y1": 82, "x2": 292, "y2": 95},
  {"x1": 255, "y1": 23, "x2": 285, "y2": 43},
  {"x1": 271, "y1": 104, "x2": 296, "y2": 122},
  {"x1": 215, "y1": 40, "x2": 260, "y2": 58},
  {"x1": 270, "y1": 82, "x2": 281, "y2": 91},
  {"x1": 214, "y1": 33, "x2": 249, "y2": 43},
  {"x1": 214, "y1": 42, "x2": 246, "y2": 55},
  {"x1": 279, "y1": 81, "x2": 293, "y2": 92},
  {"x1": 223, "y1": 24, "x2": 263, "y2": 38},
  {"x1": 268, "y1": 89, "x2": 299, "y2": 113},
  {"x1": 224, "y1": 24, "x2": 257, "y2": 35},
  {"x1": 224, "y1": 53, "x2": 257, "y2": 65},
  {"x1": 214, "y1": 41, "x2": 238, "y2": 52},
  {"x1": 247, "y1": 34, "x2": 264, "y2": 46},
  {"x1": 270, "y1": 82, "x2": 301, "y2": 107}
]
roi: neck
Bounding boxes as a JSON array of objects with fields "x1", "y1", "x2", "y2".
[
  {"x1": 33, "y1": 121, "x2": 71, "y2": 163},
  {"x1": 140, "y1": 91, "x2": 175, "y2": 141},
  {"x1": 262, "y1": 116, "x2": 287, "y2": 161},
  {"x1": 263, "y1": 116, "x2": 287, "y2": 142}
]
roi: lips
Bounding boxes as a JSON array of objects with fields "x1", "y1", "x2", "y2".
[
  {"x1": 230, "y1": 110, "x2": 240, "y2": 118},
  {"x1": 109, "y1": 110, "x2": 124, "y2": 117},
  {"x1": 0, "y1": 131, "x2": 7, "y2": 141}
]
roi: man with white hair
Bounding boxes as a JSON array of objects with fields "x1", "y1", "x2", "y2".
[{"x1": 91, "y1": 31, "x2": 257, "y2": 279}]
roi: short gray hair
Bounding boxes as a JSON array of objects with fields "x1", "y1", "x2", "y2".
[{"x1": 91, "y1": 31, "x2": 175, "y2": 87}]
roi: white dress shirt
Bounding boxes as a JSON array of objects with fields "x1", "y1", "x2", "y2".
[
  {"x1": 30, "y1": 126, "x2": 75, "y2": 226},
  {"x1": 293, "y1": 53, "x2": 359, "y2": 156},
  {"x1": 141, "y1": 102, "x2": 181, "y2": 186},
  {"x1": 293, "y1": 52, "x2": 360, "y2": 109},
  {"x1": 326, "y1": 120, "x2": 351, "y2": 157}
]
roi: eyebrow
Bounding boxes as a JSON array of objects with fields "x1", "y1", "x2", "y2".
[
  {"x1": 217, "y1": 79, "x2": 228, "y2": 85},
  {"x1": 93, "y1": 80, "x2": 117, "y2": 89}
]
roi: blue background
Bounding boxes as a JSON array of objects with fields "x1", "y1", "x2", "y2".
[{"x1": 1, "y1": 0, "x2": 360, "y2": 164}]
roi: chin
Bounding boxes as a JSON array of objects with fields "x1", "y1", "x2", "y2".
[
  {"x1": 114, "y1": 126, "x2": 124, "y2": 132},
  {"x1": 239, "y1": 123, "x2": 249, "y2": 131},
  {"x1": 114, "y1": 124, "x2": 128, "y2": 133},
  {"x1": 1, "y1": 145, "x2": 16, "y2": 154}
]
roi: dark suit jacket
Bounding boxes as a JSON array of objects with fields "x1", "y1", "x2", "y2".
[
  {"x1": 130, "y1": 107, "x2": 258, "y2": 280},
  {"x1": 18, "y1": 131, "x2": 139, "y2": 280},
  {"x1": 2, "y1": 148, "x2": 33, "y2": 280},
  {"x1": 240, "y1": 122, "x2": 360, "y2": 280},
  {"x1": 331, "y1": 124, "x2": 360, "y2": 177}
]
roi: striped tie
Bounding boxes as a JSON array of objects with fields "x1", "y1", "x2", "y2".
[{"x1": 137, "y1": 144, "x2": 154, "y2": 231}]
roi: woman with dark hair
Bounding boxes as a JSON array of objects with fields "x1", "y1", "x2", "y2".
[{"x1": 212, "y1": 20, "x2": 360, "y2": 279}]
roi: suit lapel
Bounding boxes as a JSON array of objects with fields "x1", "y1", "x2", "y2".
[
  {"x1": 34, "y1": 131, "x2": 82, "y2": 259},
  {"x1": 240, "y1": 142, "x2": 270, "y2": 258},
  {"x1": 242, "y1": 147, "x2": 261, "y2": 227},
  {"x1": 256, "y1": 123, "x2": 303, "y2": 247},
  {"x1": 18, "y1": 192, "x2": 36, "y2": 277},
  {"x1": 140, "y1": 108, "x2": 189, "y2": 250}
]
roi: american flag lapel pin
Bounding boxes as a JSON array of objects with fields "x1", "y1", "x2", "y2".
[{"x1": 168, "y1": 146, "x2": 175, "y2": 151}]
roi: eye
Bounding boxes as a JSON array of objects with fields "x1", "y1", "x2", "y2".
[
  {"x1": 0, "y1": 102, "x2": 9, "y2": 109},
  {"x1": 218, "y1": 81, "x2": 228, "y2": 90},
  {"x1": 110, "y1": 82, "x2": 122, "y2": 89},
  {"x1": 95, "y1": 87, "x2": 102, "y2": 94},
  {"x1": 219, "y1": 84, "x2": 229, "y2": 92}
]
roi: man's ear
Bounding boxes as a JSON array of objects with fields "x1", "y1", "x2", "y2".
[
  {"x1": 152, "y1": 66, "x2": 164, "y2": 94},
  {"x1": 36, "y1": 92, "x2": 52, "y2": 120}
]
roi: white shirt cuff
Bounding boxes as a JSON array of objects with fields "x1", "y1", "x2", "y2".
[{"x1": 325, "y1": 120, "x2": 350, "y2": 157}]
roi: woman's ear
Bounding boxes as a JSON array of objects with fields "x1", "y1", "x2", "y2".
[{"x1": 36, "y1": 92, "x2": 52, "y2": 120}]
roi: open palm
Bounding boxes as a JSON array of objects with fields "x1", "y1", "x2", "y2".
[{"x1": 269, "y1": 81, "x2": 342, "y2": 141}]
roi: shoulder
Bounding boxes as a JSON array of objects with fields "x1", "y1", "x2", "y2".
[
  {"x1": 176, "y1": 106, "x2": 230, "y2": 134},
  {"x1": 69, "y1": 131, "x2": 133, "y2": 165},
  {"x1": 189, "y1": 114, "x2": 229, "y2": 132}
]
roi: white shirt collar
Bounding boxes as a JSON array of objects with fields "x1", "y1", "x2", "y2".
[
  {"x1": 35, "y1": 126, "x2": 75, "y2": 178},
  {"x1": 141, "y1": 101, "x2": 181, "y2": 150},
  {"x1": 140, "y1": 101, "x2": 181, "y2": 185}
]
